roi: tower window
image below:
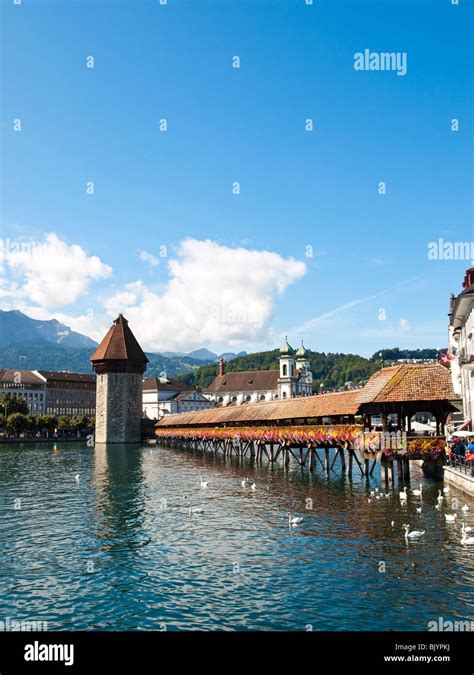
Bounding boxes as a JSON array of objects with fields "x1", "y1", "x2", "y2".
[{"x1": 282, "y1": 364, "x2": 287, "y2": 377}]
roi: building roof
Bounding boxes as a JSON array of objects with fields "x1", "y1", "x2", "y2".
[
  {"x1": 174, "y1": 391, "x2": 209, "y2": 402},
  {"x1": 0, "y1": 369, "x2": 45, "y2": 385},
  {"x1": 356, "y1": 363, "x2": 456, "y2": 404},
  {"x1": 90, "y1": 315, "x2": 148, "y2": 364},
  {"x1": 156, "y1": 363, "x2": 457, "y2": 428},
  {"x1": 450, "y1": 285, "x2": 474, "y2": 331},
  {"x1": 204, "y1": 369, "x2": 280, "y2": 394},
  {"x1": 35, "y1": 371, "x2": 96, "y2": 383},
  {"x1": 142, "y1": 377, "x2": 192, "y2": 393}
]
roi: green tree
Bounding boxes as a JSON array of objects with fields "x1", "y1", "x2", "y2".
[
  {"x1": 36, "y1": 415, "x2": 58, "y2": 437},
  {"x1": 57, "y1": 416, "x2": 71, "y2": 433},
  {"x1": 0, "y1": 393, "x2": 29, "y2": 416},
  {"x1": 71, "y1": 415, "x2": 92, "y2": 435},
  {"x1": 26, "y1": 415, "x2": 37, "y2": 432},
  {"x1": 6, "y1": 412, "x2": 30, "y2": 435}
]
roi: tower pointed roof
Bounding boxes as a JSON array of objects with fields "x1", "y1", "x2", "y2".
[{"x1": 90, "y1": 315, "x2": 148, "y2": 368}]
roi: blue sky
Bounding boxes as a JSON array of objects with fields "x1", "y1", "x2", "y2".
[{"x1": 1, "y1": 0, "x2": 472, "y2": 356}]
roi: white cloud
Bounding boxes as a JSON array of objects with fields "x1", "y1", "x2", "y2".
[
  {"x1": 104, "y1": 238, "x2": 306, "y2": 351},
  {"x1": 0, "y1": 233, "x2": 112, "y2": 309},
  {"x1": 139, "y1": 250, "x2": 160, "y2": 267}
]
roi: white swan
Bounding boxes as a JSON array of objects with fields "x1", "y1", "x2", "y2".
[
  {"x1": 288, "y1": 513, "x2": 303, "y2": 526},
  {"x1": 461, "y1": 504, "x2": 470, "y2": 513},
  {"x1": 461, "y1": 522, "x2": 473, "y2": 533},
  {"x1": 74, "y1": 474, "x2": 80, "y2": 482},
  {"x1": 412, "y1": 483, "x2": 422, "y2": 497},
  {"x1": 399, "y1": 487, "x2": 408, "y2": 501},
  {"x1": 437, "y1": 490, "x2": 444, "y2": 504},
  {"x1": 443, "y1": 486, "x2": 450, "y2": 494},
  {"x1": 391, "y1": 520, "x2": 395, "y2": 527},
  {"x1": 403, "y1": 524, "x2": 425, "y2": 540},
  {"x1": 250, "y1": 481, "x2": 256, "y2": 491},
  {"x1": 200, "y1": 477, "x2": 208, "y2": 489},
  {"x1": 445, "y1": 513, "x2": 457, "y2": 523},
  {"x1": 461, "y1": 527, "x2": 474, "y2": 545},
  {"x1": 416, "y1": 507, "x2": 422, "y2": 514},
  {"x1": 189, "y1": 506, "x2": 203, "y2": 516},
  {"x1": 241, "y1": 478, "x2": 247, "y2": 487}
]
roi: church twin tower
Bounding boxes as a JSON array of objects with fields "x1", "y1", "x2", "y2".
[{"x1": 90, "y1": 315, "x2": 148, "y2": 443}]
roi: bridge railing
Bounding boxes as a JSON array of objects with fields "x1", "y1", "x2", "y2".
[
  {"x1": 447, "y1": 453, "x2": 474, "y2": 477},
  {"x1": 154, "y1": 425, "x2": 447, "y2": 459}
]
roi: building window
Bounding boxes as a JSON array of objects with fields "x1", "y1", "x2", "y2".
[
  {"x1": 259, "y1": 395, "x2": 265, "y2": 401},
  {"x1": 245, "y1": 395, "x2": 251, "y2": 402},
  {"x1": 232, "y1": 396, "x2": 237, "y2": 402},
  {"x1": 282, "y1": 392, "x2": 287, "y2": 398},
  {"x1": 282, "y1": 364, "x2": 287, "y2": 377}
]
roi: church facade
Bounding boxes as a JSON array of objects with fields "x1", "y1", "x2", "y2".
[{"x1": 204, "y1": 338, "x2": 313, "y2": 406}]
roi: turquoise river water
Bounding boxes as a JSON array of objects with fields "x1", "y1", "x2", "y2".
[{"x1": 0, "y1": 442, "x2": 473, "y2": 631}]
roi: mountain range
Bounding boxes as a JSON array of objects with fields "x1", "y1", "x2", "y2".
[
  {"x1": 0, "y1": 310, "x2": 97, "y2": 349},
  {"x1": 0, "y1": 310, "x2": 245, "y2": 377}
]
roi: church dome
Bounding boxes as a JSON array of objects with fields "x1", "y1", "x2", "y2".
[
  {"x1": 279, "y1": 336, "x2": 293, "y2": 355},
  {"x1": 296, "y1": 340, "x2": 307, "y2": 358}
]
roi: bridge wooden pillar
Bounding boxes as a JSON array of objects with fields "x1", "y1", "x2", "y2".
[
  {"x1": 339, "y1": 445, "x2": 346, "y2": 472},
  {"x1": 348, "y1": 449, "x2": 353, "y2": 477}
]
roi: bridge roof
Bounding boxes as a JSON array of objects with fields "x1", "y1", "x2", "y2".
[
  {"x1": 356, "y1": 363, "x2": 455, "y2": 404},
  {"x1": 155, "y1": 363, "x2": 457, "y2": 428},
  {"x1": 156, "y1": 389, "x2": 361, "y2": 427}
]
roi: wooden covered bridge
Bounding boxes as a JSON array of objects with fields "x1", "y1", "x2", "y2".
[{"x1": 154, "y1": 364, "x2": 459, "y2": 484}]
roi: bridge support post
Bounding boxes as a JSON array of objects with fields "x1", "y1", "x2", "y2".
[
  {"x1": 403, "y1": 458, "x2": 410, "y2": 482},
  {"x1": 324, "y1": 447, "x2": 330, "y2": 473},
  {"x1": 340, "y1": 446, "x2": 346, "y2": 473},
  {"x1": 397, "y1": 457, "x2": 404, "y2": 484}
]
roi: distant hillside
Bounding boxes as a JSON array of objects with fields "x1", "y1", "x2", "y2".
[
  {"x1": 0, "y1": 310, "x2": 97, "y2": 349},
  {"x1": 0, "y1": 343, "x2": 213, "y2": 378},
  {"x1": 160, "y1": 348, "x2": 247, "y2": 362},
  {"x1": 177, "y1": 349, "x2": 383, "y2": 391},
  {"x1": 370, "y1": 348, "x2": 444, "y2": 361}
]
